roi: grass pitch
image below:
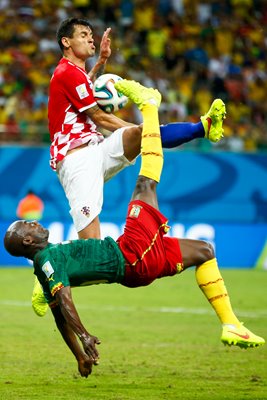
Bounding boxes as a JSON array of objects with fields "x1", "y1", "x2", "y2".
[{"x1": 0, "y1": 267, "x2": 266, "y2": 400}]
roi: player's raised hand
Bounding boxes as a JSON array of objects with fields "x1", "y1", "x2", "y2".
[{"x1": 99, "y1": 27, "x2": 111, "y2": 62}]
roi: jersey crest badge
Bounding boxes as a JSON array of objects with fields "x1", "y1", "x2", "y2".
[
  {"x1": 81, "y1": 206, "x2": 90, "y2": 217},
  {"x1": 42, "y1": 261, "x2": 54, "y2": 278},
  {"x1": 76, "y1": 83, "x2": 89, "y2": 99},
  {"x1": 129, "y1": 204, "x2": 142, "y2": 218}
]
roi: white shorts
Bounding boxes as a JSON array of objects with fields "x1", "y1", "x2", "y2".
[{"x1": 57, "y1": 128, "x2": 136, "y2": 232}]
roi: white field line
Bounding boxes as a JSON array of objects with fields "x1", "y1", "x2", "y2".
[{"x1": 1, "y1": 300, "x2": 267, "y2": 319}]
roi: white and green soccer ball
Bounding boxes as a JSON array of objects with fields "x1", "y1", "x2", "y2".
[{"x1": 93, "y1": 73, "x2": 128, "y2": 113}]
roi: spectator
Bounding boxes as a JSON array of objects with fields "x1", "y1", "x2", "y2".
[
  {"x1": 0, "y1": 0, "x2": 266, "y2": 150},
  {"x1": 16, "y1": 190, "x2": 44, "y2": 221}
]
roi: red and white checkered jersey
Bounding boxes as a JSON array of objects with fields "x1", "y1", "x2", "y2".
[{"x1": 48, "y1": 58, "x2": 104, "y2": 170}]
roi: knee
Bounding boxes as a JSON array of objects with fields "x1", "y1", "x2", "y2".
[
  {"x1": 200, "y1": 240, "x2": 215, "y2": 262},
  {"x1": 129, "y1": 125, "x2": 142, "y2": 139},
  {"x1": 122, "y1": 126, "x2": 142, "y2": 161}
]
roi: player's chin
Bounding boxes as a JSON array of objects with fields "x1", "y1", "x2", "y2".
[{"x1": 88, "y1": 48, "x2": 95, "y2": 57}]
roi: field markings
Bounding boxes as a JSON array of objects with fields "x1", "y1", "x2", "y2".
[{"x1": 1, "y1": 299, "x2": 267, "y2": 319}]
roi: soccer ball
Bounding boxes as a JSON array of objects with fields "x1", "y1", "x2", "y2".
[{"x1": 93, "y1": 73, "x2": 128, "y2": 113}]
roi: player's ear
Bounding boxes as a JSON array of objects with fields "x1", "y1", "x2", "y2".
[
  {"x1": 23, "y1": 235, "x2": 34, "y2": 247},
  {"x1": 61, "y1": 36, "x2": 70, "y2": 49}
]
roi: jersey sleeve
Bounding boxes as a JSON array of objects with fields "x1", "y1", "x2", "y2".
[
  {"x1": 60, "y1": 67, "x2": 97, "y2": 112},
  {"x1": 35, "y1": 256, "x2": 70, "y2": 305}
]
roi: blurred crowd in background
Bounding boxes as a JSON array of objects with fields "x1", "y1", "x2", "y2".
[{"x1": 0, "y1": 0, "x2": 266, "y2": 152}]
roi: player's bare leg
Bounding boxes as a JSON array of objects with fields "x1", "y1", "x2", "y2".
[
  {"x1": 78, "y1": 216, "x2": 101, "y2": 239},
  {"x1": 122, "y1": 125, "x2": 142, "y2": 162}
]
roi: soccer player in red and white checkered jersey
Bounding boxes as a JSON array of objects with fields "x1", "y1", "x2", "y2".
[
  {"x1": 48, "y1": 17, "x2": 226, "y2": 241},
  {"x1": 48, "y1": 17, "x2": 141, "y2": 239}
]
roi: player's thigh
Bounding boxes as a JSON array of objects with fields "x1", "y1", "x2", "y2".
[
  {"x1": 102, "y1": 127, "x2": 137, "y2": 182},
  {"x1": 57, "y1": 145, "x2": 105, "y2": 231},
  {"x1": 122, "y1": 125, "x2": 141, "y2": 161}
]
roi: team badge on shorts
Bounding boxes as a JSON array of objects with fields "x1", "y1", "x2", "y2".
[
  {"x1": 129, "y1": 204, "x2": 142, "y2": 218},
  {"x1": 81, "y1": 206, "x2": 90, "y2": 217}
]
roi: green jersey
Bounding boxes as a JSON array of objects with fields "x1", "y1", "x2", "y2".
[{"x1": 33, "y1": 236, "x2": 125, "y2": 304}]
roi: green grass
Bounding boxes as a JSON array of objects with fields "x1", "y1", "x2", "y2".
[{"x1": 0, "y1": 268, "x2": 266, "y2": 400}]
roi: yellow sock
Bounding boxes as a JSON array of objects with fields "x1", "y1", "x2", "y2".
[
  {"x1": 195, "y1": 258, "x2": 240, "y2": 326},
  {"x1": 139, "y1": 104, "x2": 163, "y2": 182}
]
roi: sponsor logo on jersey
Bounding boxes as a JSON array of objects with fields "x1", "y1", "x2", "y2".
[
  {"x1": 42, "y1": 261, "x2": 54, "y2": 278},
  {"x1": 76, "y1": 83, "x2": 89, "y2": 99}
]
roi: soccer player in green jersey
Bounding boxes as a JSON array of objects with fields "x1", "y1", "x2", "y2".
[{"x1": 4, "y1": 80, "x2": 265, "y2": 378}]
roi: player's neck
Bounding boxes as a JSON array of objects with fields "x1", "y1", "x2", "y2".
[{"x1": 63, "y1": 54, "x2": 86, "y2": 70}]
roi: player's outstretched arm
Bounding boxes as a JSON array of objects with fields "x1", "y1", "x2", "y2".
[
  {"x1": 51, "y1": 304, "x2": 94, "y2": 377},
  {"x1": 85, "y1": 104, "x2": 135, "y2": 130},
  {"x1": 88, "y1": 27, "x2": 111, "y2": 81},
  {"x1": 55, "y1": 286, "x2": 101, "y2": 363}
]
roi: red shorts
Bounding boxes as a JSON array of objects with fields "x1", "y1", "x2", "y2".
[{"x1": 116, "y1": 200, "x2": 183, "y2": 288}]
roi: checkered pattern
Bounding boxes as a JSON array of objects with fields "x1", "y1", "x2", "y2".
[{"x1": 48, "y1": 58, "x2": 104, "y2": 170}]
